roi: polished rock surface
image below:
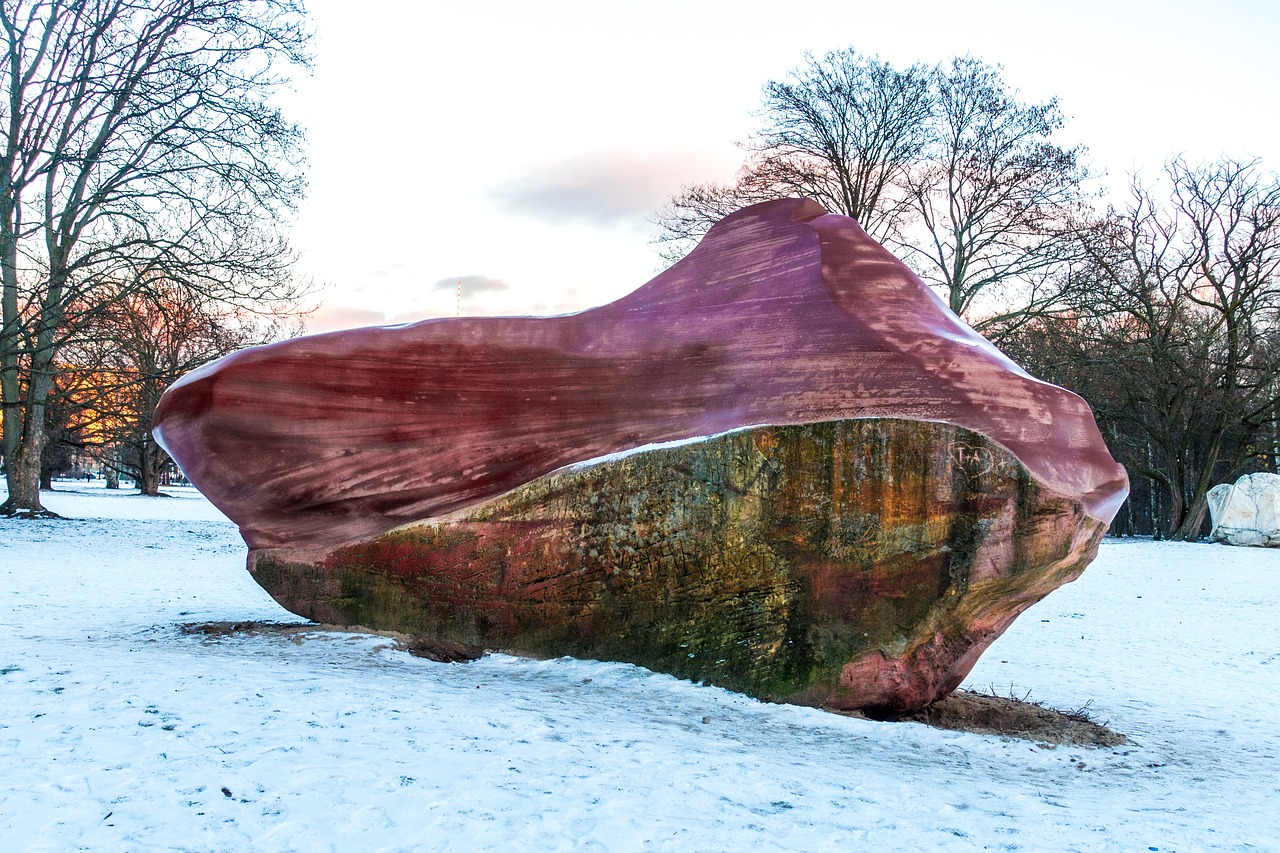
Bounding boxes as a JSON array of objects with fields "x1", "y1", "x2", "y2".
[{"x1": 154, "y1": 199, "x2": 1127, "y2": 551}]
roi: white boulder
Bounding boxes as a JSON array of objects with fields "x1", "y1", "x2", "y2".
[{"x1": 1208, "y1": 472, "x2": 1280, "y2": 547}]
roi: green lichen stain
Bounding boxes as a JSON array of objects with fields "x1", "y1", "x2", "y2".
[{"x1": 251, "y1": 418, "x2": 1097, "y2": 705}]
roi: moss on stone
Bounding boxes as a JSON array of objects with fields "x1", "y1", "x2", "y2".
[{"x1": 249, "y1": 418, "x2": 1101, "y2": 709}]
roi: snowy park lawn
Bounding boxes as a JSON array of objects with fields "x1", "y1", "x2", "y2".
[{"x1": 2, "y1": 482, "x2": 1278, "y2": 852}]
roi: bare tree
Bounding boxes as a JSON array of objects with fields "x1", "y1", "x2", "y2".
[
  {"x1": 650, "y1": 51, "x2": 1090, "y2": 333},
  {"x1": 652, "y1": 50, "x2": 933, "y2": 261},
  {"x1": 652, "y1": 53, "x2": 1089, "y2": 333},
  {"x1": 1, "y1": 0, "x2": 311, "y2": 516},
  {"x1": 904, "y1": 57, "x2": 1090, "y2": 336},
  {"x1": 1005, "y1": 158, "x2": 1280, "y2": 540},
  {"x1": 58, "y1": 279, "x2": 293, "y2": 495}
]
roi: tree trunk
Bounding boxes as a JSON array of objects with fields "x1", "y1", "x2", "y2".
[
  {"x1": 0, "y1": 428, "x2": 57, "y2": 517},
  {"x1": 1172, "y1": 455, "x2": 1221, "y2": 541},
  {"x1": 1162, "y1": 485, "x2": 1184, "y2": 540},
  {"x1": 138, "y1": 440, "x2": 162, "y2": 496},
  {"x1": 2, "y1": 247, "x2": 63, "y2": 514},
  {"x1": 103, "y1": 446, "x2": 121, "y2": 489},
  {"x1": 1173, "y1": 493, "x2": 1210, "y2": 541},
  {"x1": 2, "y1": 350, "x2": 58, "y2": 515}
]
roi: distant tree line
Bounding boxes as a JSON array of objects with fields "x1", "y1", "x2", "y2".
[
  {"x1": 653, "y1": 49, "x2": 1280, "y2": 540},
  {"x1": 1001, "y1": 159, "x2": 1280, "y2": 540}
]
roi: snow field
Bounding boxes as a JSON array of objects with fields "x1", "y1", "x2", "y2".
[{"x1": 1, "y1": 482, "x2": 1277, "y2": 851}]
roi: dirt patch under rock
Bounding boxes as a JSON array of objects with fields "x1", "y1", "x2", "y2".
[
  {"x1": 181, "y1": 620, "x2": 323, "y2": 639},
  {"x1": 179, "y1": 622, "x2": 1125, "y2": 746},
  {"x1": 871, "y1": 689, "x2": 1128, "y2": 748}
]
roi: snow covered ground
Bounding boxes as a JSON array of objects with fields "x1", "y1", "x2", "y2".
[{"x1": 2, "y1": 481, "x2": 1278, "y2": 852}]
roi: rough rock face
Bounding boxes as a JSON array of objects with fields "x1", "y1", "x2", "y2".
[
  {"x1": 254, "y1": 419, "x2": 1105, "y2": 714},
  {"x1": 153, "y1": 198, "x2": 1127, "y2": 713},
  {"x1": 1208, "y1": 473, "x2": 1280, "y2": 547}
]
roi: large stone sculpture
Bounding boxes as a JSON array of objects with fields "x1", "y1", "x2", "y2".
[
  {"x1": 1208, "y1": 473, "x2": 1280, "y2": 547},
  {"x1": 153, "y1": 198, "x2": 1127, "y2": 714}
]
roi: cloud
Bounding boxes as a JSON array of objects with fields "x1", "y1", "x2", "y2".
[
  {"x1": 493, "y1": 150, "x2": 725, "y2": 227},
  {"x1": 305, "y1": 304, "x2": 388, "y2": 333},
  {"x1": 368, "y1": 263, "x2": 410, "y2": 280},
  {"x1": 432, "y1": 274, "x2": 511, "y2": 297}
]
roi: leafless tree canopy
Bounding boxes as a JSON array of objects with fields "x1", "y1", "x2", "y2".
[
  {"x1": 751, "y1": 51, "x2": 932, "y2": 243},
  {"x1": 1, "y1": 0, "x2": 312, "y2": 514},
  {"x1": 652, "y1": 51, "x2": 1089, "y2": 334},
  {"x1": 905, "y1": 57, "x2": 1089, "y2": 328},
  {"x1": 653, "y1": 50, "x2": 932, "y2": 261},
  {"x1": 1002, "y1": 158, "x2": 1280, "y2": 540}
]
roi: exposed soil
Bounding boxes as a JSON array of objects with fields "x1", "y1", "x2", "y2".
[
  {"x1": 181, "y1": 620, "x2": 322, "y2": 638},
  {"x1": 877, "y1": 689, "x2": 1127, "y2": 748},
  {"x1": 180, "y1": 621, "x2": 1126, "y2": 747}
]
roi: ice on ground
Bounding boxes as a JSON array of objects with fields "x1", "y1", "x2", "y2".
[{"x1": 2, "y1": 481, "x2": 1278, "y2": 851}]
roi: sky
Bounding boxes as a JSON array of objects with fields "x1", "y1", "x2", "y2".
[{"x1": 285, "y1": 0, "x2": 1280, "y2": 332}]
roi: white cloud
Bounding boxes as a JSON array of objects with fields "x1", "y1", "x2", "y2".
[
  {"x1": 432, "y1": 275, "x2": 511, "y2": 297},
  {"x1": 492, "y1": 150, "x2": 729, "y2": 227}
]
